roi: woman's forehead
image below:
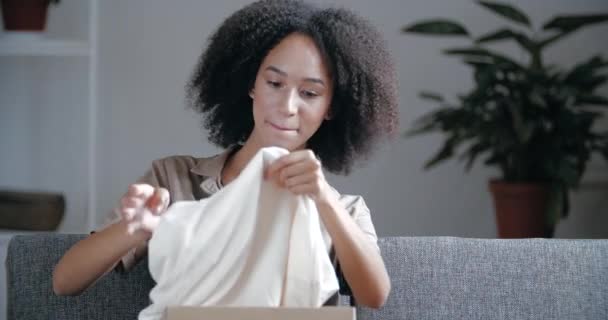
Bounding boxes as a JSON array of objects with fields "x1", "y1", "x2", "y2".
[{"x1": 260, "y1": 33, "x2": 331, "y2": 81}]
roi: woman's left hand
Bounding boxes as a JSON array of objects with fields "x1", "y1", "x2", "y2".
[{"x1": 264, "y1": 149, "x2": 333, "y2": 204}]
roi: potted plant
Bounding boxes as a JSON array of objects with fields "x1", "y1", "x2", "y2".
[
  {"x1": 1, "y1": 0, "x2": 60, "y2": 31},
  {"x1": 402, "y1": 1, "x2": 608, "y2": 238}
]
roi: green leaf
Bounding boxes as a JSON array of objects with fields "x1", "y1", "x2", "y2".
[
  {"x1": 563, "y1": 56, "x2": 608, "y2": 93},
  {"x1": 567, "y1": 75, "x2": 608, "y2": 94},
  {"x1": 577, "y1": 95, "x2": 608, "y2": 107},
  {"x1": 405, "y1": 112, "x2": 441, "y2": 137},
  {"x1": 419, "y1": 91, "x2": 445, "y2": 102},
  {"x1": 601, "y1": 144, "x2": 608, "y2": 162},
  {"x1": 477, "y1": 1, "x2": 531, "y2": 27},
  {"x1": 505, "y1": 102, "x2": 534, "y2": 144},
  {"x1": 545, "y1": 185, "x2": 563, "y2": 226},
  {"x1": 405, "y1": 122, "x2": 436, "y2": 137},
  {"x1": 476, "y1": 28, "x2": 517, "y2": 43},
  {"x1": 586, "y1": 75, "x2": 608, "y2": 91},
  {"x1": 463, "y1": 58, "x2": 493, "y2": 68},
  {"x1": 543, "y1": 14, "x2": 608, "y2": 32},
  {"x1": 402, "y1": 19, "x2": 469, "y2": 36},
  {"x1": 443, "y1": 47, "x2": 524, "y2": 70},
  {"x1": 539, "y1": 32, "x2": 569, "y2": 49},
  {"x1": 562, "y1": 189, "x2": 571, "y2": 218},
  {"x1": 557, "y1": 160, "x2": 580, "y2": 187},
  {"x1": 565, "y1": 56, "x2": 608, "y2": 84},
  {"x1": 484, "y1": 153, "x2": 503, "y2": 167},
  {"x1": 462, "y1": 142, "x2": 490, "y2": 172},
  {"x1": 475, "y1": 28, "x2": 536, "y2": 52},
  {"x1": 424, "y1": 137, "x2": 458, "y2": 169}
]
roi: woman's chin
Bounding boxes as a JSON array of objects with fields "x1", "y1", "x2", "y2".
[{"x1": 261, "y1": 139, "x2": 301, "y2": 151}]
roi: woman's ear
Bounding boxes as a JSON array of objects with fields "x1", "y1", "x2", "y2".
[{"x1": 249, "y1": 89, "x2": 255, "y2": 99}]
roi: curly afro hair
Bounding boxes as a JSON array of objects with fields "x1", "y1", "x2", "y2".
[{"x1": 187, "y1": 0, "x2": 398, "y2": 175}]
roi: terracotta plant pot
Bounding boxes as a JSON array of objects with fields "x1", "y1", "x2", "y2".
[
  {"x1": 1, "y1": 0, "x2": 50, "y2": 31},
  {"x1": 489, "y1": 180, "x2": 554, "y2": 238}
]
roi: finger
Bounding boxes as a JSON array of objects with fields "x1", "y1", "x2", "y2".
[
  {"x1": 161, "y1": 188, "x2": 171, "y2": 210},
  {"x1": 157, "y1": 188, "x2": 170, "y2": 214},
  {"x1": 290, "y1": 149, "x2": 317, "y2": 163},
  {"x1": 267, "y1": 150, "x2": 313, "y2": 178},
  {"x1": 128, "y1": 184, "x2": 155, "y2": 199},
  {"x1": 283, "y1": 173, "x2": 316, "y2": 188},
  {"x1": 147, "y1": 188, "x2": 170, "y2": 214},
  {"x1": 279, "y1": 160, "x2": 319, "y2": 182},
  {"x1": 267, "y1": 151, "x2": 308, "y2": 177},
  {"x1": 114, "y1": 206, "x2": 129, "y2": 222},
  {"x1": 126, "y1": 220, "x2": 142, "y2": 235},
  {"x1": 145, "y1": 189, "x2": 162, "y2": 211},
  {"x1": 140, "y1": 212, "x2": 161, "y2": 231},
  {"x1": 121, "y1": 207, "x2": 138, "y2": 221},
  {"x1": 121, "y1": 196, "x2": 145, "y2": 210},
  {"x1": 287, "y1": 182, "x2": 316, "y2": 196},
  {"x1": 265, "y1": 155, "x2": 291, "y2": 180}
]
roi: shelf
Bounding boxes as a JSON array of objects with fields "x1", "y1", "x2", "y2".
[{"x1": 0, "y1": 32, "x2": 89, "y2": 57}]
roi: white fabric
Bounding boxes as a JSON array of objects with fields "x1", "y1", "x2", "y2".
[{"x1": 138, "y1": 147, "x2": 339, "y2": 320}]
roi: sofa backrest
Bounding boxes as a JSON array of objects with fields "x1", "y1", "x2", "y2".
[
  {"x1": 6, "y1": 235, "x2": 608, "y2": 320},
  {"x1": 363, "y1": 237, "x2": 608, "y2": 320}
]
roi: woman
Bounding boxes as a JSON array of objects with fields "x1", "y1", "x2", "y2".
[{"x1": 53, "y1": 0, "x2": 398, "y2": 309}]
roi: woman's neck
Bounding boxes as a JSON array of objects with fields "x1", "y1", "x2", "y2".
[
  {"x1": 220, "y1": 133, "x2": 306, "y2": 186},
  {"x1": 220, "y1": 135, "x2": 263, "y2": 186}
]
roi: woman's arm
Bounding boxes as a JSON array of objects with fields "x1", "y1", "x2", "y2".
[
  {"x1": 266, "y1": 150, "x2": 390, "y2": 308},
  {"x1": 52, "y1": 220, "x2": 148, "y2": 296},
  {"x1": 315, "y1": 193, "x2": 390, "y2": 308}
]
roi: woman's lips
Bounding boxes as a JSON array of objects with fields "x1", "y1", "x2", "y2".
[{"x1": 267, "y1": 121, "x2": 297, "y2": 132}]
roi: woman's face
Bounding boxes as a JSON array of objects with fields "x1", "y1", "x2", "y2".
[{"x1": 249, "y1": 32, "x2": 333, "y2": 151}]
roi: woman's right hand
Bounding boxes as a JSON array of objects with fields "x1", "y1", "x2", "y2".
[{"x1": 116, "y1": 184, "x2": 170, "y2": 239}]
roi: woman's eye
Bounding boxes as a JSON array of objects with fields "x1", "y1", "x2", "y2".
[
  {"x1": 267, "y1": 81, "x2": 281, "y2": 88},
  {"x1": 302, "y1": 90, "x2": 319, "y2": 98}
]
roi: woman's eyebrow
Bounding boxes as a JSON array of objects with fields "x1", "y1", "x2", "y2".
[
  {"x1": 266, "y1": 65, "x2": 326, "y2": 87},
  {"x1": 266, "y1": 65, "x2": 287, "y2": 76},
  {"x1": 303, "y1": 77, "x2": 325, "y2": 87}
]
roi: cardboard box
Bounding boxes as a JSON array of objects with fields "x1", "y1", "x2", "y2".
[{"x1": 162, "y1": 306, "x2": 356, "y2": 320}]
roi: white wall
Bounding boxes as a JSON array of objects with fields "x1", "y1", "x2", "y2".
[
  {"x1": 2, "y1": 0, "x2": 607, "y2": 237},
  {"x1": 95, "y1": 0, "x2": 608, "y2": 238}
]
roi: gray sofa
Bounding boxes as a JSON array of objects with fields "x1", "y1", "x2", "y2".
[{"x1": 5, "y1": 234, "x2": 608, "y2": 319}]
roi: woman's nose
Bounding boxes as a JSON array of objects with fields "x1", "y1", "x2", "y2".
[{"x1": 278, "y1": 89, "x2": 299, "y2": 116}]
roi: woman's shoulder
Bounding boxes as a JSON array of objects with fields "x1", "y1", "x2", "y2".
[
  {"x1": 152, "y1": 147, "x2": 234, "y2": 174},
  {"x1": 148, "y1": 152, "x2": 225, "y2": 174},
  {"x1": 338, "y1": 193, "x2": 367, "y2": 209},
  {"x1": 150, "y1": 154, "x2": 202, "y2": 169},
  {"x1": 336, "y1": 191, "x2": 378, "y2": 243},
  {"x1": 140, "y1": 153, "x2": 226, "y2": 186},
  {"x1": 331, "y1": 187, "x2": 370, "y2": 217}
]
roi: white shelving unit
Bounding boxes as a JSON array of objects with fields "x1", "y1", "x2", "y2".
[
  {"x1": 1, "y1": 2, "x2": 98, "y2": 317},
  {"x1": 0, "y1": 32, "x2": 89, "y2": 56},
  {"x1": 0, "y1": 0, "x2": 98, "y2": 233}
]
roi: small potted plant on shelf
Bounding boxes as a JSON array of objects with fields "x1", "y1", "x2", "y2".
[
  {"x1": 1, "y1": 0, "x2": 60, "y2": 32},
  {"x1": 402, "y1": 1, "x2": 608, "y2": 238}
]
